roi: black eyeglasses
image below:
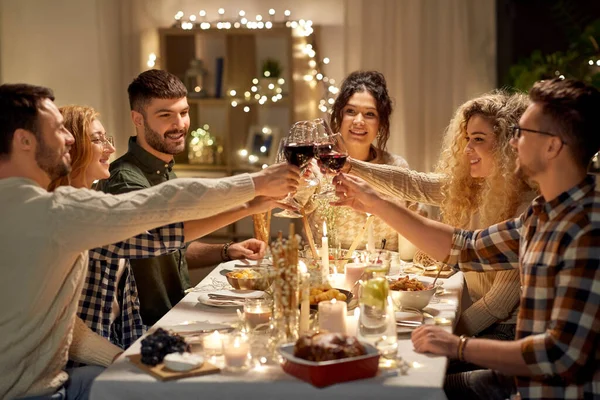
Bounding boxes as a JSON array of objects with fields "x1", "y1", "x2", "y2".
[{"x1": 511, "y1": 126, "x2": 567, "y2": 144}]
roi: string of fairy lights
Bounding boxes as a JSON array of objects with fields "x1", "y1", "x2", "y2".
[{"x1": 147, "y1": 8, "x2": 339, "y2": 114}]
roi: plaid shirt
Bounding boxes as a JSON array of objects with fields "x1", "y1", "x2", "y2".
[
  {"x1": 445, "y1": 175, "x2": 599, "y2": 400},
  {"x1": 78, "y1": 222, "x2": 185, "y2": 350}
]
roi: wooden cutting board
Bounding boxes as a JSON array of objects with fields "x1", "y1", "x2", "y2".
[
  {"x1": 127, "y1": 354, "x2": 220, "y2": 381},
  {"x1": 423, "y1": 267, "x2": 456, "y2": 279}
]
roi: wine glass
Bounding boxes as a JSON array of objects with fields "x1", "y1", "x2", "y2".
[
  {"x1": 273, "y1": 121, "x2": 317, "y2": 218},
  {"x1": 314, "y1": 132, "x2": 349, "y2": 199}
]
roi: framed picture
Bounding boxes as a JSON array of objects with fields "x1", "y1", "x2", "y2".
[{"x1": 245, "y1": 125, "x2": 281, "y2": 165}]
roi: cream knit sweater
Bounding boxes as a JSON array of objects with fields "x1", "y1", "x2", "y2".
[
  {"x1": 349, "y1": 159, "x2": 532, "y2": 336},
  {"x1": 0, "y1": 175, "x2": 254, "y2": 399}
]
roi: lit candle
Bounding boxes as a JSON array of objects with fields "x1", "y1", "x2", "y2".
[
  {"x1": 318, "y1": 298, "x2": 347, "y2": 334},
  {"x1": 367, "y1": 213, "x2": 375, "y2": 253},
  {"x1": 223, "y1": 335, "x2": 249, "y2": 369},
  {"x1": 299, "y1": 261, "x2": 310, "y2": 334},
  {"x1": 244, "y1": 299, "x2": 272, "y2": 330},
  {"x1": 203, "y1": 330, "x2": 223, "y2": 356},
  {"x1": 321, "y1": 221, "x2": 329, "y2": 282},
  {"x1": 346, "y1": 308, "x2": 360, "y2": 337}
]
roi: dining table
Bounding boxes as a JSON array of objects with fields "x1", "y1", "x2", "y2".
[{"x1": 90, "y1": 260, "x2": 466, "y2": 400}]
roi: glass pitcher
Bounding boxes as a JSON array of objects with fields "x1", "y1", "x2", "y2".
[{"x1": 357, "y1": 275, "x2": 398, "y2": 359}]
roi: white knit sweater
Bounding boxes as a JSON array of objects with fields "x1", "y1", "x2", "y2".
[{"x1": 0, "y1": 175, "x2": 254, "y2": 399}]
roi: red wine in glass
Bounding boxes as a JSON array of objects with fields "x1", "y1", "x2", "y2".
[
  {"x1": 318, "y1": 152, "x2": 347, "y2": 172},
  {"x1": 283, "y1": 143, "x2": 315, "y2": 169}
]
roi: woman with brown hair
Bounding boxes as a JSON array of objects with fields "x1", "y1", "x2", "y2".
[
  {"x1": 342, "y1": 90, "x2": 536, "y2": 341},
  {"x1": 307, "y1": 70, "x2": 413, "y2": 252}
]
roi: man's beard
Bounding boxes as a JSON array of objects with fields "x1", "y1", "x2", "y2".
[
  {"x1": 35, "y1": 135, "x2": 70, "y2": 181},
  {"x1": 143, "y1": 119, "x2": 187, "y2": 155}
]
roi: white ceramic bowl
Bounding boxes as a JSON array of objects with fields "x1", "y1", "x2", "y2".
[{"x1": 390, "y1": 284, "x2": 436, "y2": 310}]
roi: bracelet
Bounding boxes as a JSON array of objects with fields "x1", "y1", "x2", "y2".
[
  {"x1": 221, "y1": 241, "x2": 234, "y2": 262},
  {"x1": 457, "y1": 334, "x2": 470, "y2": 361}
]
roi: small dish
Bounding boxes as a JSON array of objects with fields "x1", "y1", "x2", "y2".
[
  {"x1": 226, "y1": 269, "x2": 273, "y2": 290},
  {"x1": 163, "y1": 352, "x2": 205, "y2": 372},
  {"x1": 198, "y1": 289, "x2": 264, "y2": 308}
]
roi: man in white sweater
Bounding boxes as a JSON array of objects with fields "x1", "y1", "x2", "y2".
[{"x1": 0, "y1": 83, "x2": 299, "y2": 399}]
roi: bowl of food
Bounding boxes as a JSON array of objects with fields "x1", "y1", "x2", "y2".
[
  {"x1": 279, "y1": 332, "x2": 379, "y2": 387},
  {"x1": 226, "y1": 268, "x2": 273, "y2": 291},
  {"x1": 389, "y1": 276, "x2": 436, "y2": 310}
]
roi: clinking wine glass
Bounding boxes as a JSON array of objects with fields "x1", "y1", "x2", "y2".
[
  {"x1": 274, "y1": 121, "x2": 317, "y2": 218},
  {"x1": 314, "y1": 132, "x2": 348, "y2": 199}
]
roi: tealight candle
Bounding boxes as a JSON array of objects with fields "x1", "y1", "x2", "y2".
[
  {"x1": 244, "y1": 298, "x2": 272, "y2": 330},
  {"x1": 222, "y1": 335, "x2": 250, "y2": 370},
  {"x1": 203, "y1": 330, "x2": 223, "y2": 356},
  {"x1": 318, "y1": 298, "x2": 347, "y2": 334}
]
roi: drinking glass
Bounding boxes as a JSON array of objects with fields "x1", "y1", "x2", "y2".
[
  {"x1": 314, "y1": 132, "x2": 349, "y2": 199},
  {"x1": 274, "y1": 121, "x2": 318, "y2": 218}
]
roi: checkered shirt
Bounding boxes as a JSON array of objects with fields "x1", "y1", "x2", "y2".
[
  {"x1": 78, "y1": 222, "x2": 185, "y2": 350},
  {"x1": 445, "y1": 175, "x2": 600, "y2": 400}
]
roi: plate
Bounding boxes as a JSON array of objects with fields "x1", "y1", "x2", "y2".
[
  {"x1": 160, "y1": 321, "x2": 233, "y2": 335},
  {"x1": 197, "y1": 289, "x2": 265, "y2": 308},
  {"x1": 395, "y1": 310, "x2": 424, "y2": 333},
  {"x1": 278, "y1": 342, "x2": 379, "y2": 387},
  {"x1": 309, "y1": 288, "x2": 353, "y2": 311}
]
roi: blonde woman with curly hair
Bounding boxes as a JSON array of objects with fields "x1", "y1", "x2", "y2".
[{"x1": 344, "y1": 90, "x2": 536, "y2": 342}]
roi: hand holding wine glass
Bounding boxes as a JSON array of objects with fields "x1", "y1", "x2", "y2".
[{"x1": 274, "y1": 121, "x2": 318, "y2": 218}]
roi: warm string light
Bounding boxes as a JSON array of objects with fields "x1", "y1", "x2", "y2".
[{"x1": 165, "y1": 8, "x2": 341, "y2": 160}]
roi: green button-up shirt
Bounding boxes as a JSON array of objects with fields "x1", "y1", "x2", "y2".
[{"x1": 96, "y1": 136, "x2": 190, "y2": 326}]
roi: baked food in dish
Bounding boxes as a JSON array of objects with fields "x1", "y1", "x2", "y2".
[{"x1": 293, "y1": 332, "x2": 366, "y2": 362}]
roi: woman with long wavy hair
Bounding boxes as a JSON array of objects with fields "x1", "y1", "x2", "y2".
[{"x1": 343, "y1": 90, "x2": 535, "y2": 342}]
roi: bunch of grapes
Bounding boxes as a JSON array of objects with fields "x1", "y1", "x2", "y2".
[{"x1": 140, "y1": 328, "x2": 190, "y2": 366}]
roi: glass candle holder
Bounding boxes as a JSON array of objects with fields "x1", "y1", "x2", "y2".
[
  {"x1": 222, "y1": 334, "x2": 250, "y2": 372},
  {"x1": 244, "y1": 298, "x2": 273, "y2": 331},
  {"x1": 203, "y1": 330, "x2": 224, "y2": 356}
]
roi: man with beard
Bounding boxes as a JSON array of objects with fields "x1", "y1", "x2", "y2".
[
  {"x1": 331, "y1": 78, "x2": 600, "y2": 400},
  {"x1": 0, "y1": 83, "x2": 299, "y2": 399},
  {"x1": 96, "y1": 69, "x2": 271, "y2": 325}
]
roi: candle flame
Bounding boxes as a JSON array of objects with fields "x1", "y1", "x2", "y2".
[
  {"x1": 323, "y1": 221, "x2": 327, "y2": 237},
  {"x1": 211, "y1": 330, "x2": 220, "y2": 339},
  {"x1": 331, "y1": 298, "x2": 337, "y2": 304}
]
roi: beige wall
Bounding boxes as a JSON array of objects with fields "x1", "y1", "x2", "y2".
[{"x1": 0, "y1": 0, "x2": 347, "y2": 158}]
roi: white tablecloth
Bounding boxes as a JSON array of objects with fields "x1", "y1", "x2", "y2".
[{"x1": 90, "y1": 262, "x2": 465, "y2": 400}]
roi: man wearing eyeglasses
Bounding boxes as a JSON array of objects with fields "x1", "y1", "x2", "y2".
[{"x1": 332, "y1": 78, "x2": 600, "y2": 400}]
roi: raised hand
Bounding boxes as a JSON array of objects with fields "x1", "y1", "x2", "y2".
[
  {"x1": 251, "y1": 163, "x2": 301, "y2": 197},
  {"x1": 330, "y1": 173, "x2": 382, "y2": 213},
  {"x1": 227, "y1": 238, "x2": 267, "y2": 260}
]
